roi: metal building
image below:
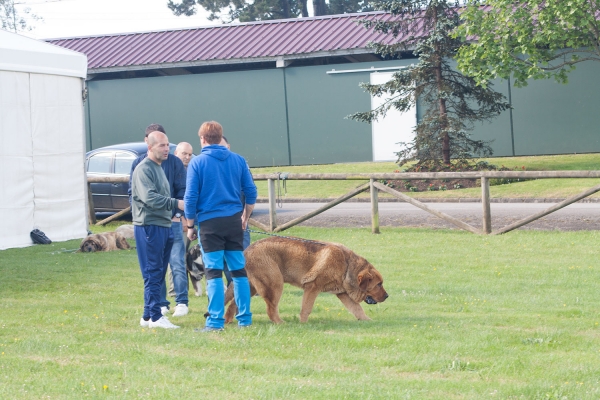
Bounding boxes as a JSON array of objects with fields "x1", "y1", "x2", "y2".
[{"x1": 49, "y1": 12, "x2": 600, "y2": 167}]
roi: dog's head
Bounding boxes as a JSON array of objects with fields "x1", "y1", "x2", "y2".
[
  {"x1": 357, "y1": 268, "x2": 388, "y2": 304},
  {"x1": 343, "y1": 248, "x2": 388, "y2": 304},
  {"x1": 186, "y1": 244, "x2": 205, "y2": 279},
  {"x1": 79, "y1": 237, "x2": 102, "y2": 253}
]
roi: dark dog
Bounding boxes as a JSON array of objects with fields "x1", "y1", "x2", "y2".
[
  {"x1": 224, "y1": 236, "x2": 388, "y2": 324},
  {"x1": 79, "y1": 232, "x2": 130, "y2": 252},
  {"x1": 186, "y1": 244, "x2": 206, "y2": 296}
]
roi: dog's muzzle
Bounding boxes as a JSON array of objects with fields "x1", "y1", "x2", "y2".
[{"x1": 365, "y1": 293, "x2": 389, "y2": 304}]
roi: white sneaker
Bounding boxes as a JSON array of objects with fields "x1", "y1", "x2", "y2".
[
  {"x1": 149, "y1": 316, "x2": 180, "y2": 329},
  {"x1": 160, "y1": 306, "x2": 169, "y2": 316},
  {"x1": 172, "y1": 304, "x2": 189, "y2": 317},
  {"x1": 140, "y1": 318, "x2": 150, "y2": 328}
]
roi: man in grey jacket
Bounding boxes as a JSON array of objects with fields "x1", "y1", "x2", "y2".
[{"x1": 132, "y1": 131, "x2": 184, "y2": 329}]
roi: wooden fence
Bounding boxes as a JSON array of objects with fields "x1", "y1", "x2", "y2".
[{"x1": 88, "y1": 171, "x2": 600, "y2": 235}]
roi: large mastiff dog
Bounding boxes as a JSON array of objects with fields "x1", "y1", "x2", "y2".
[
  {"x1": 79, "y1": 232, "x2": 131, "y2": 253},
  {"x1": 224, "y1": 236, "x2": 388, "y2": 323}
]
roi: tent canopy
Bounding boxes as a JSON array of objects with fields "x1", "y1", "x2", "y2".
[
  {"x1": 0, "y1": 30, "x2": 87, "y2": 78},
  {"x1": 0, "y1": 30, "x2": 88, "y2": 250}
]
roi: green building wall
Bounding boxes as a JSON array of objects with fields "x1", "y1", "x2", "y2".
[{"x1": 85, "y1": 58, "x2": 600, "y2": 166}]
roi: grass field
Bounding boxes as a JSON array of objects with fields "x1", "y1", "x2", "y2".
[
  {"x1": 251, "y1": 153, "x2": 600, "y2": 200},
  {"x1": 2, "y1": 227, "x2": 600, "y2": 399}
]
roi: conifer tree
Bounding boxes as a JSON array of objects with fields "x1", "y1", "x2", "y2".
[{"x1": 350, "y1": 0, "x2": 511, "y2": 166}]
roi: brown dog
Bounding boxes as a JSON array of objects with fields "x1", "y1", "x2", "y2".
[
  {"x1": 224, "y1": 236, "x2": 388, "y2": 324},
  {"x1": 79, "y1": 232, "x2": 131, "y2": 252}
]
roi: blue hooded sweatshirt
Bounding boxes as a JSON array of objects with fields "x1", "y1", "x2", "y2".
[{"x1": 184, "y1": 144, "x2": 257, "y2": 224}]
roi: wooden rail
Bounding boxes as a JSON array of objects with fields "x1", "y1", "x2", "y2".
[
  {"x1": 87, "y1": 171, "x2": 600, "y2": 234},
  {"x1": 252, "y1": 171, "x2": 600, "y2": 235}
]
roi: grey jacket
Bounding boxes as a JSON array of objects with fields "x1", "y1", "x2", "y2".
[{"x1": 131, "y1": 157, "x2": 178, "y2": 227}]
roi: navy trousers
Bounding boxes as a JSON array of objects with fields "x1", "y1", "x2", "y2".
[{"x1": 134, "y1": 225, "x2": 174, "y2": 322}]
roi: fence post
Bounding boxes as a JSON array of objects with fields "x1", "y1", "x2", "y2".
[
  {"x1": 370, "y1": 178, "x2": 380, "y2": 234},
  {"x1": 87, "y1": 182, "x2": 96, "y2": 225},
  {"x1": 267, "y1": 178, "x2": 277, "y2": 232},
  {"x1": 481, "y1": 176, "x2": 491, "y2": 234}
]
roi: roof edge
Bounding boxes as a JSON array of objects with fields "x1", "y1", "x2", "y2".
[{"x1": 86, "y1": 48, "x2": 381, "y2": 75}]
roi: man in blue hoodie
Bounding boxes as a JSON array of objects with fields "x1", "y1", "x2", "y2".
[{"x1": 185, "y1": 121, "x2": 257, "y2": 332}]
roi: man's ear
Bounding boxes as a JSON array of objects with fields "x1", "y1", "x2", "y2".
[{"x1": 357, "y1": 270, "x2": 372, "y2": 291}]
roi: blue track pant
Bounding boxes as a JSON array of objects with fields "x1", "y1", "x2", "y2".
[
  {"x1": 199, "y1": 213, "x2": 252, "y2": 328},
  {"x1": 134, "y1": 225, "x2": 174, "y2": 322}
]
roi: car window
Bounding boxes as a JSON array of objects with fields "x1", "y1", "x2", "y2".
[
  {"x1": 114, "y1": 152, "x2": 136, "y2": 175},
  {"x1": 87, "y1": 152, "x2": 112, "y2": 174}
]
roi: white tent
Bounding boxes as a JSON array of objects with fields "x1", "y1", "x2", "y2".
[{"x1": 0, "y1": 30, "x2": 88, "y2": 250}]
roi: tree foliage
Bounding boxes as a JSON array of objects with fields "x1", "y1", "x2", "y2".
[
  {"x1": 455, "y1": 0, "x2": 600, "y2": 87},
  {"x1": 167, "y1": 0, "x2": 372, "y2": 22},
  {"x1": 349, "y1": 0, "x2": 510, "y2": 166},
  {"x1": 0, "y1": 0, "x2": 41, "y2": 32}
]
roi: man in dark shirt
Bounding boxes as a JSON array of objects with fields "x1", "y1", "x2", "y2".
[{"x1": 129, "y1": 124, "x2": 189, "y2": 318}]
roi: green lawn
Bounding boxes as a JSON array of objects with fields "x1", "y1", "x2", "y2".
[
  {"x1": 2, "y1": 227, "x2": 600, "y2": 398},
  {"x1": 251, "y1": 153, "x2": 600, "y2": 200}
]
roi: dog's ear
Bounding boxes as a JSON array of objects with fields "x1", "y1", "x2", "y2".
[
  {"x1": 116, "y1": 235, "x2": 130, "y2": 249},
  {"x1": 357, "y1": 270, "x2": 373, "y2": 291}
]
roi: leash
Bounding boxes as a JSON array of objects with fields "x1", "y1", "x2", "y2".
[
  {"x1": 50, "y1": 248, "x2": 80, "y2": 254},
  {"x1": 246, "y1": 228, "x2": 327, "y2": 246},
  {"x1": 276, "y1": 172, "x2": 288, "y2": 208}
]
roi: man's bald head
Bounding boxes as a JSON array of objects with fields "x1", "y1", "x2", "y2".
[
  {"x1": 147, "y1": 131, "x2": 170, "y2": 164},
  {"x1": 175, "y1": 142, "x2": 193, "y2": 167}
]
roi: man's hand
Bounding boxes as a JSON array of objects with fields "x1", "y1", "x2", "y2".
[
  {"x1": 177, "y1": 200, "x2": 184, "y2": 211},
  {"x1": 187, "y1": 227, "x2": 197, "y2": 242},
  {"x1": 241, "y1": 204, "x2": 255, "y2": 230}
]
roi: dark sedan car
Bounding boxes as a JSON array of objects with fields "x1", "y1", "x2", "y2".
[{"x1": 86, "y1": 142, "x2": 176, "y2": 212}]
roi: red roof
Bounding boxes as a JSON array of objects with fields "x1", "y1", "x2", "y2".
[{"x1": 47, "y1": 12, "x2": 401, "y2": 72}]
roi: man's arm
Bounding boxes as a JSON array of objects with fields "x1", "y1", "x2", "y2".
[
  {"x1": 240, "y1": 159, "x2": 257, "y2": 230},
  {"x1": 184, "y1": 160, "x2": 201, "y2": 220},
  {"x1": 127, "y1": 155, "x2": 144, "y2": 205},
  {"x1": 172, "y1": 156, "x2": 186, "y2": 211},
  {"x1": 240, "y1": 161, "x2": 257, "y2": 205},
  {"x1": 241, "y1": 203, "x2": 255, "y2": 230},
  {"x1": 184, "y1": 160, "x2": 201, "y2": 242},
  {"x1": 133, "y1": 165, "x2": 178, "y2": 211}
]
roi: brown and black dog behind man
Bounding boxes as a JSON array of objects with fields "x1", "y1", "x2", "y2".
[{"x1": 224, "y1": 236, "x2": 388, "y2": 324}]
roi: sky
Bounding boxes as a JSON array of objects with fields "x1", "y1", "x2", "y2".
[{"x1": 16, "y1": 0, "x2": 215, "y2": 40}]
